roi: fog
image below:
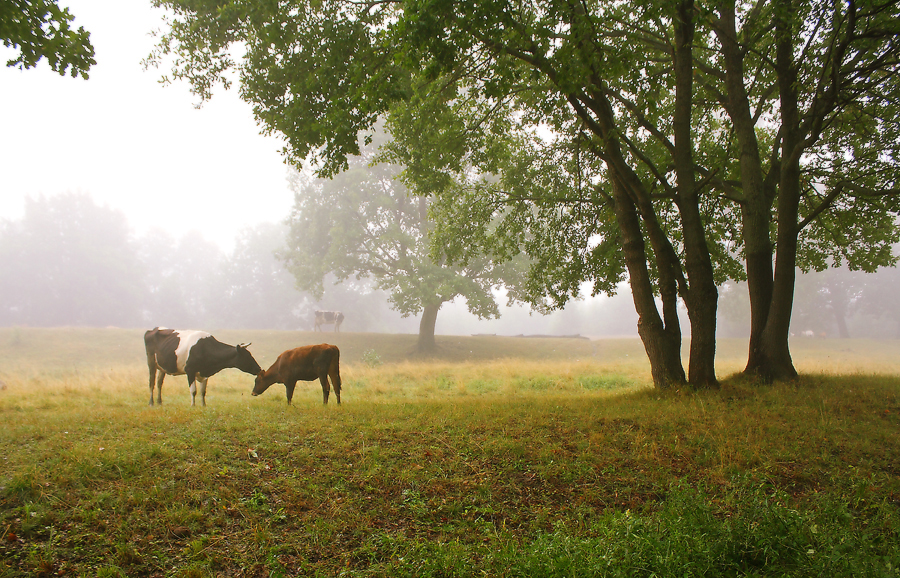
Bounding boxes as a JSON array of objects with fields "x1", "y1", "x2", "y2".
[
  {"x1": 718, "y1": 264, "x2": 900, "y2": 340},
  {"x1": 3, "y1": 3, "x2": 895, "y2": 342},
  {"x1": 1, "y1": 192, "x2": 897, "y2": 340},
  {"x1": 0, "y1": 192, "x2": 640, "y2": 336}
]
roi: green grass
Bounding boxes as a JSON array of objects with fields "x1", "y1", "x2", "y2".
[{"x1": 1, "y1": 328, "x2": 900, "y2": 576}]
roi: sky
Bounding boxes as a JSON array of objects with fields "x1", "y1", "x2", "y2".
[{"x1": 0, "y1": 0, "x2": 293, "y2": 252}]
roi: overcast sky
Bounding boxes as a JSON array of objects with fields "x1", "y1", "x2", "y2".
[{"x1": 0, "y1": 0, "x2": 293, "y2": 252}]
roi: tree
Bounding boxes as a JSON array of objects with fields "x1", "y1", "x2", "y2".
[
  {"x1": 856, "y1": 259, "x2": 900, "y2": 339},
  {"x1": 149, "y1": 0, "x2": 900, "y2": 386},
  {"x1": 281, "y1": 134, "x2": 515, "y2": 352},
  {"x1": 1, "y1": 0, "x2": 95, "y2": 78},
  {"x1": 387, "y1": 0, "x2": 728, "y2": 387},
  {"x1": 389, "y1": 0, "x2": 900, "y2": 382},
  {"x1": 148, "y1": 0, "x2": 727, "y2": 386},
  {"x1": 137, "y1": 228, "x2": 226, "y2": 328},
  {"x1": 380, "y1": 15, "x2": 727, "y2": 388},
  {"x1": 0, "y1": 193, "x2": 143, "y2": 326},
  {"x1": 708, "y1": 0, "x2": 900, "y2": 379}
]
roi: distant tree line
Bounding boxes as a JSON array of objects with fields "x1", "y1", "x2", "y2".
[
  {"x1": 0, "y1": 192, "x2": 636, "y2": 335},
  {"x1": 0, "y1": 193, "x2": 394, "y2": 330},
  {"x1": 4, "y1": 193, "x2": 895, "y2": 339},
  {"x1": 718, "y1": 262, "x2": 900, "y2": 340}
]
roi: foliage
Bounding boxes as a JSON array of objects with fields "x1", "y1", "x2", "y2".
[
  {"x1": 0, "y1": 0, "x2": 94, "y2": 77},
  {"x1": 383, "y1": 96, "x2": 630, "y2": 313},
  {"x1": 280, "y1": 129, "x2": 525, "y2": 347},
  {"x1": 147, "y1": 0, "x2": 900, "y2": 386},
  {"x1": 789, "y1": 3, "x2": 900, "y2": 274}
]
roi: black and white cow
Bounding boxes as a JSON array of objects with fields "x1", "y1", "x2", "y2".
[
  {"x1": 144, "y1": 327, "x2": 261, "y2": 406},
  {"x1": 314, "y1": 310, "x2": 345, "y2": 332}
]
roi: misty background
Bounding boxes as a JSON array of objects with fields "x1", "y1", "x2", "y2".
[
  {"x1": 2, "y1": 1, "x2": 897, "y2": 343},
  {"x1": 1, "y1": 191, "x2": 897, "y2": 339}
]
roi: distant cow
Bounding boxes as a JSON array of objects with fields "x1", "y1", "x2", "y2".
[
  {"x1": 144, "y1": 327, "x2": 261, "y2": 406},
  {"x1": 252, "y1": 344, "x2": 342, "y2": 405},
  {"x1": 314, "y1": 310, "x2": 344, "y2": 332}
]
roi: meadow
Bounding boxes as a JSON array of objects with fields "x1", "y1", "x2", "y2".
[{"x1": 1, "y1": 327, "x2": 899, "y2": 577}]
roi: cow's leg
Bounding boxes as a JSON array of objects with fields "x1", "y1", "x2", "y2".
[
  {"x1": 148, "y1": 362, "x2": 157, "y2": 406},
  {"x1": 189, "y1": 376, "x2": 197, "y2": 407},
  {"x1": 197, "y1": 376, "x2": 208, "y2": 407},
  {"x1": 155, "y1": 371, "x2": 165, "y2": 405},
  {"x1": 330, "y1": 374, "x2": 341, "y2": 405},
  {"x1": 319, "y1": 374, "x2": 331, "y2": 404},
  {"x1": 285, "y1": 381, "x2": 297, "y2": 405}
]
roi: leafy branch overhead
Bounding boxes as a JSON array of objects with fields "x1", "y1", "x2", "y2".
[{"x1": 1, "y1": 0, "x2": 95, "y2": 78}]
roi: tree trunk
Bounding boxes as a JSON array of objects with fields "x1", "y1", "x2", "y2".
[
  {"x1": 575, "y1": 88, "x2": 689, "y2": 389},
  {"x1": 569, "y1": 95, "x2": 693, "y2": 387},
  {"x1": 417, "y1": 302, "x2": 440, "y2": 353},
  {"x1": 674, "y1": 0, "x2": 718, "y2": 388},
  {"x1": 717, "y1": 1, "x2": 796, "y2": 381},
  {"x1": 833, "y1": 302, "x2": 850, "y2": 339},
  {"x1": 611, "y1": 175, "x2": 686, "y2": 388},
  {"x1": 563, "y1": 6, "x2": 728, "y2": 389},
  {"x1": 746, "y1": 2, "x2": 803, "y2": 380}
]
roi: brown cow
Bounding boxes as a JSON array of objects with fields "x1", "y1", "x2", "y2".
[{"x1": 252, "y1": 344, "x2": 341, "y2": 405}]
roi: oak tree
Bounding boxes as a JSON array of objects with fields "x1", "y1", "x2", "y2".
[
  {"x1": 281, "y1": 135, "x2": 516, "y2": 352},
  {"x1": 708, "y1": 0, "x2": 900, "y2": 379},
  {"x1": 148, "y1": 0, "x2": 900, "y2": 385}
]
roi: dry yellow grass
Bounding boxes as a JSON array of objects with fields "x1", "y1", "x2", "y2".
[
  {"x1": 714, "y1": 336, "x2": 900, "y2": 377},
  {"x1": 1, "y1": 329, "x2": 899, "y2": 410}
]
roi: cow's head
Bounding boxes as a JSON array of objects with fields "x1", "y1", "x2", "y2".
[
  {"x1": 252, "y1": 369, "x2": 277, "y2": 397},
  {"x1": 252, "y1": 374, "x2": 265, "y2": 396},
  {"x1": 235, "y1": 343, "x2": 262, "y2": 376}
]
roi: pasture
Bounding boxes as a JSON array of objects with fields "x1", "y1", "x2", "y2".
[{"x1": 1, "y1": 327, "x2": 899, "y2": 577}]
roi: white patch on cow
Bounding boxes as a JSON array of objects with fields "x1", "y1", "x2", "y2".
[{"x1": 173, "y1": 330, "x2": 211, "y2": 373}]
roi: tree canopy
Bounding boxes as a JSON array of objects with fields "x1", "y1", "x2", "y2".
[
  {"x1": 1, "y1": 0, "x2": 95, "y2": 78},
  {"x1": 149, "y1": 0, "x2": 900, "y2": 386},
  {"x1": 281, "y1": 131, "x2": 521, "y2": 351}
]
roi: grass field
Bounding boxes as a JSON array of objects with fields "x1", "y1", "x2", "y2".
[{"x1": 1, "y1": 327, "x2": 899, "y2": 577}]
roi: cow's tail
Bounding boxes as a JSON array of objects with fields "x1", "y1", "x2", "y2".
[
  {"x1": 329, "y1": 347, "x2": 341, "y2": 389},
  {"x1": 144, "y1": 328, "x2": 160, "y2": 365}
]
